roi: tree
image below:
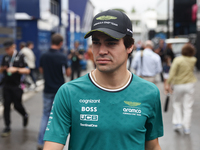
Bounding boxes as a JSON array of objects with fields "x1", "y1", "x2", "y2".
[{"x1": 131, "y1": 7, "x2": 136, "y2": 13}]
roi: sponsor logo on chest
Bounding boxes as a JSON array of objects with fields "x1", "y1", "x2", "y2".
[{"x1": 123, "y1": 101, "x2": 142, "y2": 116}]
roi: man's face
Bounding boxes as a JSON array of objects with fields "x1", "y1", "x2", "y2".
[
  {"x1": 74, "y1": 42, "x2": 79, "y2": 49},
  {"x1": 5, "y1": 44, "x2": 15, "y2": 56},
  {"x1": 92, "y1": 32, "x2": 132, "y2": 73},
  {"x1": 29, "y1": 44, "x2": 34, "y2": 49}
]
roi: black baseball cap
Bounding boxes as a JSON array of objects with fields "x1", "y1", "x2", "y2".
[
  {"x1": 84, "y1": 9, "x2": 133, "y2": 39},
  {"x1": 3, "y1": 40, "x2": 14, "y2": 48}
]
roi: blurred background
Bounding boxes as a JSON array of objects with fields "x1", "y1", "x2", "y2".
[
  {"x1": 1, "y1": 0, "x2": 200, "y2": 71},
  {"x1": 0, "y1": 0, "x2": 200, "y2": 150}
]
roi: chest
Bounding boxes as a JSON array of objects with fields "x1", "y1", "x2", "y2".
[
  {"x1": 71, "y1": 92, "x2": 152, "y2": 134},
  {"x1": 4, "y1": 55, "x2": 23, "y2": 67}
]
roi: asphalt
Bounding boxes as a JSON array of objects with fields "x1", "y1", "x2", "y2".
[{"x1": 0, "y1": 71, "x2": 200, "y2": 150}]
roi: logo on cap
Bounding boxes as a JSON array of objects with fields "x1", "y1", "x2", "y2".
[{"x1": 96, "y1": 15, "x2": 117, "y2": 20}]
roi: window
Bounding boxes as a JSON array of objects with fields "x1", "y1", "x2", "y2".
[{"x1": 50, "y1": 0, "x2": 59, "y2": 16}]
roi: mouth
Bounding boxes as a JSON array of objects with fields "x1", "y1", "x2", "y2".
[{"x1": 96, "y1": 58, "x2": 111, "y2": 64}]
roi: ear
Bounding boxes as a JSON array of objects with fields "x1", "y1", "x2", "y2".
[{"x1": 127, "y1": 44, "x2": 134, "y2": 55}]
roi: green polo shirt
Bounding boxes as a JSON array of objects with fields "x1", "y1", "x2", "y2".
[{"x1": 44, "y1": 73, "x2": 163, "y2": 150}]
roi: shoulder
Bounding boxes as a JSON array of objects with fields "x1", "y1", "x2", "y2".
[
  {"x1": 20, "y1": 47, "x2": 29, "y2": 53},
  {"x1": 132, "y1": 75, "x2": 160, "y2": 99},
  {"x1": 173, "y1": 56, "x2": 182, "y2": 63},
  {"x1": 191, "y1": 56, "x2": 197, "y2": 62},
  {"x1": 2, "y1": 54, "x2": 8, "y2": 59},
  {"x1": 2, "y1": 55, "x2": 9, "y2": 62},
  {"x1": 40, "y1": 51, "x2": 49, "y2": 58},
  {"x1": 58, "y1": 74, "x2": 90, "y2": 92},
  {"x1": 17, "y1": 51, "x2": 25, "y2": 58},
  {"x1": 151, "y1": 51, "x2": 160, "y2": 59}
]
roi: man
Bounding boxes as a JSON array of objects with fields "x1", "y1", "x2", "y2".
[
  {"x1": 20, "y1": 41, "x2": 36, "y2": 87},
  {"x1": 37, "y1": 33, "x2": 71, "y2": 150},
  {"x1": 0, "y1": 40, "x2": 30, "y2": 137},
  {"x1": 43, "y1": 10, "x2": 163, "y2": 150},
  {"x1": 131, "y1": 40, "x2": 162, "y2": 83},
  {"x1": 154, "y1": 39, "x2": 165, "y2": 82},
  {"x1": 68, "y1": 41, "x2": 83, "y2": 80}
]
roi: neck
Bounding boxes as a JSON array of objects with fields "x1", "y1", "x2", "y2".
[
  {"x1": 93, "y1": 69, "x2": 130, "y2": 89},
  {"x1": 9, "y1": 49, "x2": 16, "y2": 56},
  {"x1": 51, "y1": 45, "x2": 60, "y2": 50}
]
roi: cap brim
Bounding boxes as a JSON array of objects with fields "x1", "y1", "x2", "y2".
[{"x1": 84, "y1": 28, "x2": 126, "y2": 39}]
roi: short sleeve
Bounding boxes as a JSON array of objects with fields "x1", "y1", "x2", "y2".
[
  {"x1": 145, "y1": 89, "x2": 164, "y2": 141},
  {"x1": 20, "y1": 54, "x2": 28, "y2": 68},
  {"x1": 62, "y1": 56, "x2": 68, "y2": 69},
  {"x1": 43, "y1": 84, "x2": 71, "y2": 145}
]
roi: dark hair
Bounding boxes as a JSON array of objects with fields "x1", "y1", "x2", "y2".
[
  {"x1": 26, "y1": 41, "x2": 33, "y2": 47},
  {"x1": 123, "y1": 35, "x2": 134, "y2": 57},
  {"x1": 19, "y1": 42, "x2": 26, "y2": 49},
  {"x1": 181, "y1": 43, "x2": 196, "y2": 57},
  {"x1": 51, "y1": 33, "x2": 63, "y2": 45},
  {"x1": 3, "y1": 40, "x2": 14, "y2": 48}
]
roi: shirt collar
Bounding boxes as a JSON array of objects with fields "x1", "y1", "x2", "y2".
[{"x1": 49, "y1": 48, "x2": 59, "y2": 52}]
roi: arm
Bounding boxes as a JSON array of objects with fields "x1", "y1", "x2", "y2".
[
  {"x1": 43, "y1": 141, "x2": 64, "y2": 150},
  {"x1": 7, "y1": 67, "x2": 30, "y2": 74},
  {"x1": 145, "y1": 138, "x2": 161, "y2": 150},
  {"x1": 65, "y1": 67, "x2": 71, "y2": 77},
  {"x1": 156, "y1": 56, "x2": 163, "y2": 74},
  {"x1": 167, "y1": 58, "x2": 178, "y2": 84},
  {"x1": 77, "y1": 53, "x2": 83, "y2": 60},
  {"x1": 39, "y1": 67, "x2": 43, "y2": 74},
  {"x1": 0, "y1": 66, "x2": 8, "y2": 73}
]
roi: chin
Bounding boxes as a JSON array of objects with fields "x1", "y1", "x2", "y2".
[{"x1": 96, "y1": 65, "x2": 115, "y2": 73}]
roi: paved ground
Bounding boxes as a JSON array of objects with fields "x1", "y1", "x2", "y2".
[{"x1": 0, "y1": 71, "x2": 200, "y2": 150}]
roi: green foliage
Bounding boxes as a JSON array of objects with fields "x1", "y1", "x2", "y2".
[{"x1": 131, "y1": 7, "x2": 136, "y2": 13}]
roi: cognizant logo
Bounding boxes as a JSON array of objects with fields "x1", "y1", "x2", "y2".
[{"x1": 79, "y1": 99, "x2": 100, "y2": 104}]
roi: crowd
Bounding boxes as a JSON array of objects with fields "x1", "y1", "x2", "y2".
[{"x1": 0, "y1": 9, "x2": 197, "y2": 150}]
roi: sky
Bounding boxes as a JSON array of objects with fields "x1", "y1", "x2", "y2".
[{"x1": 90, "y1": 0, "x2": 158, "y2": 15}]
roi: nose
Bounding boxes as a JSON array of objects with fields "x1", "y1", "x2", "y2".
[{"x1": 99, "y1": 43, "x2": 108, "y2": 55}]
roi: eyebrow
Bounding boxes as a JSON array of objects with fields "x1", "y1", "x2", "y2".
[{"x1": 92, "y1": 37, "x2": 119, "y2": 42}]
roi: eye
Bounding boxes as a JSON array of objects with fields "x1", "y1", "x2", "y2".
[
  {"x1": 107, "y1": 42, "x2": 117, "y2": 46},
  {"x1": 92, "y1": 41, "x2": 100, "y2": 45}
]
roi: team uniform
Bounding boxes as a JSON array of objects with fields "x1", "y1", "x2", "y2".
[
  {"x1": 44, "y1": 72, "x2": 163, "y2": 150},
  {"x1": 1, "y1": 51, "x2": 28, "y2": 127}
]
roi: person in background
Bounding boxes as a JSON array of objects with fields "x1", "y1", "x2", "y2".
[
  {"x1": 19, "y1": 42, "x2": 26, "y2": 50},
  {"x1": 85, "y1": 45, "x2": 95, "y2": 72},
  {"x1": 0, "y1": 40, "x2": 30, "y2": 137},
  {"x1": 131, "y1": 40, "x2": 162, "y2": 83},
  {"x1": 166, "y1": 43, "x2": 197, "y2": 135},
  {"x1": 37, "y1": 33, "x2": 71, "y2": 150},
  {"x1": 154, "y1": 39, "x2": 165, "y2": 82},
  {"x1": 163, "y1": 43, "x2": 174, "y2": 94},
  {"x1": 43, "y1": 9, "x2": 163, "y2": 150},
  {"x1": 164, "y1": 43, "x2": 175, "y2": 62},
  {"x1": 68, "y1": 41, "x2": 84, "y2": 80},
  {"x1": 20, "y1": 41, "x2": 36, "y2": 88},
  {"x1": 163, "y1": 55, "x2": 172, "y2": 94}
]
